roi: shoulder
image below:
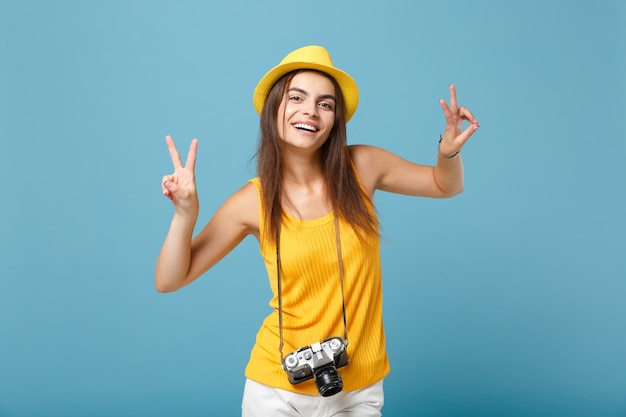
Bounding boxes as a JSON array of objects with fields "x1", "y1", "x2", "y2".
[
  {"x1": 217, "y1": 181, "x2": 259, "y2": 236},
  {"x1": 348, "y1": 145, "x2": 388, "y2": 197},
  {"x1": 348, "y1": 144, "x2": 385, "y2": 166},
  {"x1": 232, "y1": 180, "x2": 259, "y2": 202},
  {"x1": 229, "y1": 181, "x2": 259, "y2": 214}
]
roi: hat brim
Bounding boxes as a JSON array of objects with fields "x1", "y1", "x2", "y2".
[{"x1": 253, "y1": 61, "x2": 359, "y2": 122}]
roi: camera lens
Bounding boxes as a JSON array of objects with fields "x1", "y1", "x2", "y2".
[{"x1": 314, "y1": 365, "x2": 343, "y2": 397}]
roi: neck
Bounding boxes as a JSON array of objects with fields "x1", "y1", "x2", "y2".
[
  {"x1": 281, "y1": 148, "x2": 324, "y2": 186},
  {"x1": 280, "y1": 151, "x2": 331, "y2": 220}
]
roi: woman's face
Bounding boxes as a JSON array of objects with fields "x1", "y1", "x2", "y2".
[{"x1": 276, "y1": 71, "x2": 336, "y2": 153}]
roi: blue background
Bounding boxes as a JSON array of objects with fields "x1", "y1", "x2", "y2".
[{"x1": 1, "y1": 1, "x2": 625, "y2": 416}]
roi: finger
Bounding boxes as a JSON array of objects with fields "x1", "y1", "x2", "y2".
[
  {"x1": 456, "y1": 123, "x2": 480, "y2": 148},
  {"x1": 162, "y1": 175, "x2": 173, "y2": 196},
  {"x1": 162, "y1": 178, "x2": 179, "y2": 200},
  {"x1": 439, "y1": 99, "x2": 454, "y2": 120},
  {"x1": 165, "y1": 135, "x2": 183, "y2": 169},
  {"x1": 449, "y1": 84, "x2": 458, "y2": 111},
  {"x1": 459, "y1": 106, "x2": 478, "y2": 125},
  {"x1": 185, "y1": 138, "x2": 198, "y2": 172}
]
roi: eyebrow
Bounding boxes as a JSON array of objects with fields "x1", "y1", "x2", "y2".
[{"x1": 288, "y1": 87, "x2": 337, "y2": 103}]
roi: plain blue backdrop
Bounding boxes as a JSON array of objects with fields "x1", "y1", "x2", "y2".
[{"x1": 1, "y1": 1, "x2": 625, "y2": 416}]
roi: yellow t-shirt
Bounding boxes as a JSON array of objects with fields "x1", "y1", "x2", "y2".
[{"x1": 244, "y1": 177, "x2": 390, "y2": 394}]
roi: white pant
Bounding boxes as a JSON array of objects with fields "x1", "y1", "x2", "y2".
[{"x1": 241, "y1": 378, "x2": 384, "y2": 417}]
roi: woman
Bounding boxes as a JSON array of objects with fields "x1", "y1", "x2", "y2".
[{"x1": 156, "y1": 45, "x2": 479, "y2": 416}]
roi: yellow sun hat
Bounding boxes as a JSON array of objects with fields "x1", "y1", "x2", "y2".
[{"x1": 253, "y1": 45, "x2": 359, "y2": 122}]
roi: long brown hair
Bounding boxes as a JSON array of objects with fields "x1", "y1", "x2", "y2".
[{"x1": 256, "y1": 69, "x2": 378, "y2": 241}]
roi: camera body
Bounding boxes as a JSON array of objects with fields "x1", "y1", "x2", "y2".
[{"x1": 282, "y1": 337, "x2": 348, "y2": 397}]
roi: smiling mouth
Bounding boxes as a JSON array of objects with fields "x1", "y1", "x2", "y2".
[{"x1": 292, "y1": 123, "x2": 319, "y2": 133}]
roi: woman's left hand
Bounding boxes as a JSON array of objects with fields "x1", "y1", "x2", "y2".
[{"x1": 438, "y1": 84, "x2": 479, "y2": 157}]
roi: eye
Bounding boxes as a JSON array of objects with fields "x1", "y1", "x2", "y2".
[
  {"x1": 289, "y1": 95, "x2": 303, "y2": 102},
  {"x1": 319, "y1": 101, "x2": 334, "y2": 111}
]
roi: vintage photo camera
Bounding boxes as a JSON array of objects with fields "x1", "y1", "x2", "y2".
[{"x1": 282, "y1": 337, "x2": 348, "y2": 397}]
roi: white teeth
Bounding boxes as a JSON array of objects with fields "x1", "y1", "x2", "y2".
[{"x1": 293, "y1": 123, "x2": 317, "y2": 132}]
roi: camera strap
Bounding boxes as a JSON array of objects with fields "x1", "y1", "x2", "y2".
[{"x1": 276, "y1": 211, "x2": 348, "y2": 364}]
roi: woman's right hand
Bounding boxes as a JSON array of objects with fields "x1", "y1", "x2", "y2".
[{"x1": 162, "y1": 135, "x2": 199, "y2": 218}]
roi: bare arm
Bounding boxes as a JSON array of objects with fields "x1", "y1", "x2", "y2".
[
  {"x1": 350, "y1": 84, "x2": 479, "y2": 199},
  {"x1": 155, "y1": 136, "x2": 258, "y2": 293}
]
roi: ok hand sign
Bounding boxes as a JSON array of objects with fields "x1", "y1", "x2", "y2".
[
  {"x1": 162, "y1": 135, "x2": 199, "y2": 217},
  {"x1": 438, "y1": 84, "x2": 479, "y2": 157}
]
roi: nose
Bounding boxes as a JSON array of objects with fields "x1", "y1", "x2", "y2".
[{"x1": 302, "y1": 101, "x2": 318, "y2": 117}]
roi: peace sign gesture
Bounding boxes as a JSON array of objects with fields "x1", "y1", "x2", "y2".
[
  {"x1": 438, "y1": 84, "x2": 480, "y2": 158},
  {"x1": 161, "y1": 135, "x2": 199, "y2": 217}
]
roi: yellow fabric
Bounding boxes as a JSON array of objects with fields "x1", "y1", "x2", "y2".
[{"x1": 244, "y1": 177, "x2": 390, "y2": 394}]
